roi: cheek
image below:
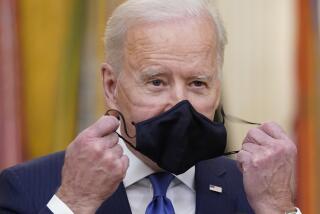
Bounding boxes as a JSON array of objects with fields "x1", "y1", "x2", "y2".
[
  {"x1": 117, "y1": 92, "x2": 167, "y2": 142},
  {"x1": 192, "y1": 100, "x2": 217, "y2": 119},
  {"x1": 115, "y1": 81, "x2": 168, "y2": 129},
  {"x1": 189, "y1": 86, "x2": 221, "y2": 119}
]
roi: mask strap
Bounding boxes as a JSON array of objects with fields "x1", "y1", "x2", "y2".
[
  {"x1": 105, "y1": 109, "x2": 137, "y2": 149},
  {"x1": 221, "y1": 106, "x2": 262, "y2": 156},
  {"x1": 221, "y1": 107, "x2": 261, "y2": 126}
]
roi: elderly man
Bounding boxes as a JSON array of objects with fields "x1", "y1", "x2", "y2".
[{"x1": 0, "y1": 0, "x2": 299, "y2": 213}]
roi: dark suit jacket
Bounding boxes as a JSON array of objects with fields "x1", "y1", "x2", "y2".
[{"x1": 0, "y1": 152, "x2": 254, "y2": 214}]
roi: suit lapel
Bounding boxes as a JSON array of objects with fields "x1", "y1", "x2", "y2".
[
  {"x1": 96, "y1": 182, "x2": 132, "y2": 214},
  {"x1": 195, "y1": 159, "x2": 235, "y2": 214}
]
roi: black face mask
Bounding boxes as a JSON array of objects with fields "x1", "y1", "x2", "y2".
[{"x1": 106, "y1": 100, "x2": 230, "y2": 175}]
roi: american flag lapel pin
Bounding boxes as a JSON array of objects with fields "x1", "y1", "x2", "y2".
[{"x1": 209, "y1": 184, "x2": 223, "y2": 193}]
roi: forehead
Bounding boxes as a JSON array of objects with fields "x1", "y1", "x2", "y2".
[{"x1": 123, "y1": 16, "x2": 218, "y2": 72}]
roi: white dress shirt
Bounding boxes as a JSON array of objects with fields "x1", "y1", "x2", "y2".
[{"x1": 47, "y1": 138, "x2": 196, "y2": 214}]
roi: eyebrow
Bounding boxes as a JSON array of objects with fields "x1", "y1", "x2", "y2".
[
  {"x1": 140, "y1": 67, "x2": 170, "y2": 80},
  {"x1": 189, "y1": 75, "x2": 213, "y2": 81},
  {"x1": 140, "y1": 67, "x2": 216, "y2": 81},
  {"x1": 187, "y1": 70, "x2": 216, "y2": 81}
]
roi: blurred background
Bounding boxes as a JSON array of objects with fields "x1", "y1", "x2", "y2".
[{"x1": 0, "y1": 0, "x2": 319, "y2": 213}]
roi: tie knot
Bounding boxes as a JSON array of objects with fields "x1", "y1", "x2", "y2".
[{"x1": 148, "y1": 172, "x2": 175, "y2": 197}]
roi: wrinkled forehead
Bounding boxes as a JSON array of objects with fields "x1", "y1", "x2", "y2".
[{"x1": 123, "y1": 16, "x2": 218, "y2": 71}]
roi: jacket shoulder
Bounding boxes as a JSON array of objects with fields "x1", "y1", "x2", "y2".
[
  {"x1": 198, "y1": 156, "x2": 241, "y2": 176},
  {"x1": 196, "y1": 156, "x2": 254, "y2": 213},
  {"x1": 0, "y1": 151, "x2": 65, "y2": 213}
]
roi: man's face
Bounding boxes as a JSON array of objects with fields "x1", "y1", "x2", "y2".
[{"x1": 104, "y1": 16, "x2": 221, "y2": 144}]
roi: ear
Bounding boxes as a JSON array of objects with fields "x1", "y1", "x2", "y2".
[{"x1": 101, "y1": 63, "x2": 118, "y2": 109}]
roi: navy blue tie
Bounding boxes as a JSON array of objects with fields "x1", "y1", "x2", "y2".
[{"x1": 146, "y1": 172, "x2": 175, "y2": 214}]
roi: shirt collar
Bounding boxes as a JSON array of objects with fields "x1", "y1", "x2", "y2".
[
  {"x1": 120, "y1": 138, "x2": 154, "y2": 187},
  {"x1": 120, "y1": 138, "x2": 195, "y2": 192}
]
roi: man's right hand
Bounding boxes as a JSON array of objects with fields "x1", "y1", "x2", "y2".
[{"x1": 56, "y1": 116, "x2": 129, "y2": 214}]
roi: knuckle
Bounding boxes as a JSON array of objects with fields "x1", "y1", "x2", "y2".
[
  {"x1": 247, "y1": 128, "x2": 257, "y2": 138},
  {"x1": 122, "y1": 155, "x2": 129, "y2": 165},
  {"x1": 115, "y1": 144, "x2": 123, "y2": 154},
  {"x1": 263, "y1": 121, "x2": 284, "y2": 134},
  {"x1": 262, "y1": 121, "x2": 274, "y2": 129},
  {"x1": 268, "y1": 142, "x2": 283, "y2": 156},
  {"x1": 104, "y1": 152, "x2": 115, "y2": 163},
  {"x1": 236, "y1": 150, "x2": 245, "y2": 160},
  {"x1": 92, "y1": 143, "x2": 103, "y2": 154},
  {"x1": 269, "y1": 121, "x2": 281, "y2": 129},
  {"x1": 264, "y1": 147, "x2": 275, "y2": 157},
  {"x1": 251, "y1": 156, "x2": 264, "y2": 168},
  {"x1": 251, "y1": 157, "x2": 259, "y2": 167},
  {"x1": 272, "y1": 141, "x2": 282, "y2": 150},
  {"x1": 242, "y1": 143, "x2": 252, "y2": 150},
  {"x1": 236, "y1": 150, "x2": 250, "y2": 164},
  {"x1": 245, "y1": 129, "x2": 258, "y2": 143},
  {"x1": 113, "y1": 161, "x2": 125, "y2": 178},
  {"x1": 279, "y1": 141, "x2": 292, "y2": 154},
  {"x1": 284, "y1": 140, "x2": 297, "y2": 155}
]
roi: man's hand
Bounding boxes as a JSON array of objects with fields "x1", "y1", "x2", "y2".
[
  {"x1": 56, "y1": 116, "x2": 129, "y2": 214},
  {"x1": 237, "y1": 122, "x2": 297, "y2": 214}
]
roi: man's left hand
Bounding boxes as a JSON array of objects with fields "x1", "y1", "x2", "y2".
[{"x1": 237, "y1": 122, "x2": 297, "y2": 214}]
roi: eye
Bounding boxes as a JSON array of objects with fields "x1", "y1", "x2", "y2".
[
  {"x1": 191, "y1": 80, "x2": 206, "y2": 87},
  {"x1": 150, "y1": 79, "x2": 164, "y2": 86}
]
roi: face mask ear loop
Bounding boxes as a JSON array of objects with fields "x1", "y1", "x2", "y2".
[
  {"x1": 115, "y1": 132, "x2": 136, "y2": 149},
  {"x1": 105, "y1": 109, "x2": 136, "y2": 138},
  {"x1": 221, "y1": 106, "x2": 261, "y2": 126},
  {"x1": 105, "y1": 109, "x2": 137, "y2": 149},
  {"x1": 221, "y1": 106, "x2": 262, "y2": 156}
]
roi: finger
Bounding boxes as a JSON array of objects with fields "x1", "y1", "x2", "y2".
[
  {"x1": 237, "y1": 150, "x2": 252, "y2": 172},
  {"x1": 99, "y1": 132, "x2": 119, "y2": 148},
  {"x1": 109, "y1": 144, "x2": 124, "y2": 158},
  {"x1": 242, "y1": 142, "x2": 263, "y2": 154},
  {"x1": 86, "y1": 116, "x2": 120, "y2": 137},
  {"x1": 120, "y1": 155, "x2": 129, "y2": 174},
  {"x1": 259, "y1": 122, "x2": 287, "y2": 140},
  {"x1": 112, "y1": 155, "x2": 129, "y2": 179},
  {"x1": 244, "y1": 127, "x2": 274, "y2": 146}
]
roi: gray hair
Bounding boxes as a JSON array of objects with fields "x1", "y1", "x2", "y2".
[{"x1": 104, "y1": 0, "x2": 227, "y2": 77}]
